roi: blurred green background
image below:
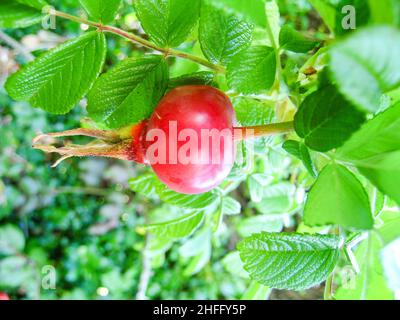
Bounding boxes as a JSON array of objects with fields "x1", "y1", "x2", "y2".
[{"x1": 1, "y1": 0, "x2": 397, "y2": 300}]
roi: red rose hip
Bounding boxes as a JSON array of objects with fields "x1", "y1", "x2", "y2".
[{"x1": 142, "y1": 85, "x2": 236, "y2": 194}]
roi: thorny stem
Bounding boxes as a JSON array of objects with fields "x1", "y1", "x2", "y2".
[{"x1": 52, "y1": 10, "x2": 225, "y2": 73}]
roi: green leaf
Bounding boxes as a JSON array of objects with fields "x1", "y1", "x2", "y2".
[
  {"x1": 5, "y1": 31, "x2": 106, "y2": 114},
  {"x1": 233, "y1": 97, "x2": 274, "y2": 127},
  {"x1": 279, "y1": 25, "x2": 319, "y2": 53},
  {"x1": 304, "y1": 164, "x2": 373, "y2": 230},
  {"x1": 0, "y1": 0, "x2": 43, "y2": 28},
  {"x1": 337, "y1": 102, "x2": 400, "y2": 205},
  {"x1": 87, "y1": 55, "x2": 168, "y2": 128},
  {"x1": 247, "y1": 174, "x2": 272, "y2": 203},
  {"x1": 308, "y1": 0, "x2": 336, "y2": 33},
  {"x1": 337, "y1": 102, "x2": 400, "y2": 161},
  {"x1": 168, "y1": 71, "x2": 215, "y2": 89},
  {"x1": 208, "y1": 0, "x2": 266, "y2": 27},
  {"x1": 335, "y1": 233, "x2": 393, "y2": 300},
  {"x1": 179, "y1": 228, "x2": 212, "y2": 276},
  {"x1": 199, "y1": 1, "x2": 253, "y2": 65},
  {"x1": 282, "y1": 140, "x2": 317, "y2": 177},
  {"x1": 237, "y1": 215, "x2": 283, "y2": 238},
  {"x1": 329, "y1": 26, "x2": 400, "y2": 113},
  {"x1": 16, "y1": 0, "x2": 48, "y2": 10},
  {"x1": 368, "y1": 0, "x2": 400, "y2": 25},
  {"x1": 294, "y1": 85, "x2": 365, "y2": 152},
  {"x1": 79, "y1": 0, "x2": 122, "y2": 24},
  {"x1": 227, "y1": 46, "x2": 276, "y2": 94},
  {"x1": 238, "y1": 232, "x2": 341, "y2": 290},
  {"x1": 129, "y1": 173, "x2": 160, "y2": 197},
  {"x1": 357, "y1": 151, "x2": 400, "y2": 206},
  {"x1": 265, "y1": 0, "x2": 281, "y2": 47},
  {"x1": 254, "y1": 182, "x2": 296, "y2": 215},
  {"x1": 222, "y1": 251, "x2": 249, "y2": 279},
  {"x1": 142, "y1": 210, "x2": 204, "y2": 240},
  {"x1": 134, "y1": 0, "x2": 201, "y2": 47},
  {"x1": 156, "y1": 184, "x2": 219, "y2": 209},
  {"x1": 0, "y1": 224, "x2": 25, "y2": 255},
  {"x1": 221, "y1": 196, "x2": 241, "y2": 215}
]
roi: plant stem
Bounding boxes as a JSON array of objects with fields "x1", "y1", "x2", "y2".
[
  {"x1": 324, "y1": 270, "x2": 335, "y2": 300},
  {"x1": 136, "y1": 234, "x2": 153, "y2": 300},
  {"x1": 53, "y1": 10, "x2": 225, "y2": 73},
  {"x1": 235, "y1": 121, "x2": 294, "y2": 141},
  {"x1": 0, "y1": 30, "x2": 34, "y2": 61},
  {"x1": 264, "y1": 14, "x2": 282, "y2": 92}
]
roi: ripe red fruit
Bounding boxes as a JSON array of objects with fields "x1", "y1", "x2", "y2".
[
  {"x1": 0, "y1": 292, "x2": 10, "y2": 300},
  {"x1": 141, "y1": 85, "x2": 236, "y2": 194}
]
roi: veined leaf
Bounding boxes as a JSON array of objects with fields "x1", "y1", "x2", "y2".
[
  {"x1": 227, "y1": 46, "x2": 276, "y2": 94},
  {"x1": 329, "y1": 26, "x2": 400, "y2": 113},
  {"x1": 129, "y1": 173, "x2": 160, "y2": 197},
  {"x1": 5, "y1": 31, "x2": 106, "y2": 114},
  {"x1": 247, "y1": 174, "x2": 272, "y2": 203},
  {"x1": 168, "y1": 71, "x2": 215, "y2": 89},
  {"x1": 208, "y1": 0, "x2": 266, "y2": 27},
  {"x1": 134, "y1": 0, "x2": 201, "y2": 47},
  {"x1": 282, "y1": 140, "x2": 317, "y2": 178},
  {"x1": 16, "y1": 0, "x2": 48, "y2": 10},
  {"x1": 142, "y1": 210, "x2": 204, "y2": 239},
  {"x1": 222, "y1": 251, "x2": 249, "y2": 279},
  {"x1": 337, "y1": 102, "x2": 400, "y2": 205},
  {"x1": 221, "y1": 196, "x2": 241, "y2": 215},
  {"x1": 237, "y1": 215, "x2": 283, "y2": 238},
  {"x1": 87, "y1": 55, "x2": 168, "y2": 128},
  {"x1": 279, "y1": 25, "x2": 319, "y2": 53},
  {"x1": 0, "y1": 0, "x2": 43, "y2": 28},
  {"x1": 155, "y1": 184, "x2": 219, "y2": 209},
  {"x1": 294, "y1": 85, "x2": 365, "y2": 152},
  {"x1": 254, "y1": 182, "x2": 296, "y2": 215},
  {"x1": 357, "y1": 151, "x2": 400, "y2": 206},
  {"x1": 238, "y1": 232, "x2": 341, "y2": 290},
  {"x1": 304, "y1": 164, "x2": 373, "y2": 230},
  {"x1": 233, "y1": 97, "x2": 274, "y2": 127},
  {"x1": 79, "y1": 0, "x2": 122, "y2": 24},
  {"x1": 199, "y1": 1, "x2": 253, "y2": 65},
  {"x1": 337, "y1": 102, "x2": 400, "y2": 161}
]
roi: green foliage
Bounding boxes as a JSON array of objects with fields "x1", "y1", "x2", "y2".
[
  {"x1": 238, "y1": 232, "x2": 341, "y2": 290},
  {"x1": 87, "y1": 55, "x2": 168, "y2": 128},
  {"x1": 5, "y1": 32, "x2": 106, "y2": 114},
  {"x1": 329, "y1": 26, "x2": 400, "y2": 113},
  {"x1": 227, "y1": 46, "x2": 276, "y2": 94},
  {"x1": 282, "y1": 140, "x2": 316, "y2": 177},
  {"x1": 279, "y1": 25, "x2": 319, "y2": 53},
  {"x1": 304, "y1": 164, "x2": 373, "y2": 230},
  {"x1": 0, "y1": 0, "x2": 43, "y2": 28},
  {"x1": 199, "y1": 1, "x2": 253, "y2": 65},
  {"x1": 134, "y1": 0, "x2": 201, "y2": 47},
  {"x1": 79, "y1": 0, "x2": 122, "y2": 24},
  {"x1": 1, "y1": 0, "x2": 400, "y2": 301},
  {"x1": 337, "y1": 102, "x2": 400, "y2": 205},
  {"x1": 294, "y1": 85, "x2": 365, "y2": 152}
]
